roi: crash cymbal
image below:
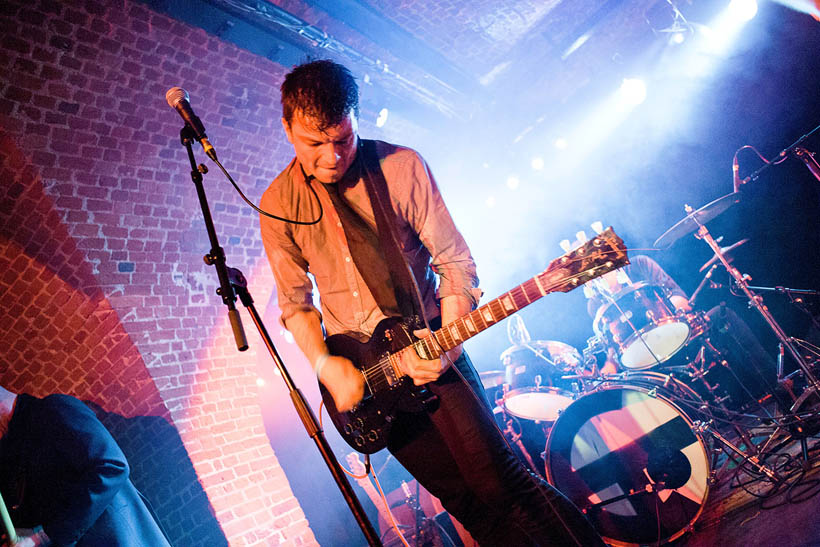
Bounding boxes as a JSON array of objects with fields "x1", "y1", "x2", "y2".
[
  {"x1": 654, "y1": 192, "x2": 740, "y2": 249},
  {"x1": 699, "y1": 238, "x2": 749, "y2": 271},
  {"x1": 479, "y1": 370, "x2": 506, "y2": 389}
]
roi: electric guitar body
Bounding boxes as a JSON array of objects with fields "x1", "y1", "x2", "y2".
[{"x1": 321, "y1": 227, "x2": 629, "y2": 454}]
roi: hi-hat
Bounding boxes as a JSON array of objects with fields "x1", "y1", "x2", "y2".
[
  {"x1": 654, "y1": 193, "x2": 740, "y2": 249},
  {"x1": 699, "y1": 238, "x2": 749, "y2": 271}
]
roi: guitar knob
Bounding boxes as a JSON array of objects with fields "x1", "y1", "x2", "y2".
[
  {"x1": 367, "y1": 430, "x2": 379, "y2": 442},
  {"x1": 354, "y1": 435, "x2": 365, "y2": 447},
  {"x1": 344, "y1": 423, "x2": 354, "y2": 435},
  {"x1": 355, "y1": 418, "x2": 364, "y2": 429}
]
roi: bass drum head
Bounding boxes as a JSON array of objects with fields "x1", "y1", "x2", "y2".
[{"x1": 545, "y1": 385, "x2": 709, "y2": 546}]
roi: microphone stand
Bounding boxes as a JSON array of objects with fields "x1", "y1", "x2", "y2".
[
  {"x1": 177, "y1": 125, "x2": 381, "y2": 546},
  {"x1": 688, "y1": 263, "x2": 718, "y2": 307},
  {"x1": 180, "y1": 125, "x2": 248, "y2": 352},
  {"x1": 734, "y1": 122, "x2": 820, "y2": 189}
]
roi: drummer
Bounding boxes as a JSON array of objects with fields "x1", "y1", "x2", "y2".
[
  {"x1": 585, "y1": 254, "x2": 691, "y2": 317},
  {"x1": 584, "y1": 254, "x2": 691, "y2": 374},
  {"x1": 582, "y1": 251, "x2": 779, "y2": 410}
]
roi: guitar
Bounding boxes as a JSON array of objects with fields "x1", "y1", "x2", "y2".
[{"x1": 321, "y1": 227, "x2": 629, "y2": 453}]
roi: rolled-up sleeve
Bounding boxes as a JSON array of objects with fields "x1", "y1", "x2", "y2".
[{"x1": 402, "y1": 152, "x2": 481, "y2": 308}]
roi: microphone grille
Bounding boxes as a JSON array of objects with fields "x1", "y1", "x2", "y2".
[{"x1": 165, "y1": 86, "x2": 189, "y2": 108}]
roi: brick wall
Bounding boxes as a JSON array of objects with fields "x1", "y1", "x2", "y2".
[{"x1": 0, "y1": 0, "x2": 321, "y2": 544}]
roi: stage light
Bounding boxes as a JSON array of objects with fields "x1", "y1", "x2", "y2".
[
  {"x1": 554, "y1": 137, "x2": 568, "y2": 150},
  {"x1": 506, "y1": 175, "x2": 520, "y2": 190},
  {"x1": 728, "y1": 0, "x2": 758, "y2": 22},
  {"x1": 375, "y1": 107, "x2": 389, "y2": 127},
  {"x1": 256, "y1": 377, "x2": 266, "y2": 387},
  {"x1": 619, "y1": 78, "x2": 647, "y2": 106},
  {"x1": 531, "y1": 157, "x2": 544, "y2": 170},
  {"x1": 671, "y1": 31, "x2": 686, "y2": 44}
]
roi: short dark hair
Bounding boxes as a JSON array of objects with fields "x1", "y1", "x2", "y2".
[{"x1": 281, "y1": 60, "x2": 359, "y2": 129}]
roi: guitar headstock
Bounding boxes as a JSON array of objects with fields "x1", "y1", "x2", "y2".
[
  {"x1": 346, "y1": 452, "x2": 367, "y2": 475},
  {"x1": 541, "y1": 227, "x2": 629, "y2": 293}
]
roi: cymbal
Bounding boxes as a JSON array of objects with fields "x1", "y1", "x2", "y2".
[
  {"x1": 654, "y1": 192, "x2": 740, "y2": 249},
  {"x1": 479, "y1": 370, "x2": 505, "y2": 389},
  {"x1": 699, "y1": 238, "x2": 749, "y2": 272}
]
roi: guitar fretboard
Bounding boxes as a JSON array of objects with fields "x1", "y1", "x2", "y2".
[{"x1": 416, "y1": 267, "x2": 570, "y2": 360}]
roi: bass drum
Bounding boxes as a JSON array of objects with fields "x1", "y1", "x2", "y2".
[{"x1": 545, "y1": 378, "x2": 710, "y2": 546}]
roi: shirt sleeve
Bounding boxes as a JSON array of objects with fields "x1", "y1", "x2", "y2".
[
  {"x1": 259, "y1": 186, "x2": 322, "y2": 327},
  {"x1": 633, "y1": 255, "x2": 687, "y2": 299},
  {"x1": 401, "y1": 151, "x2": 482, "y2": 307},
  {"x1": 39, "y1": 395, "x2": 130, "y2": 546}
]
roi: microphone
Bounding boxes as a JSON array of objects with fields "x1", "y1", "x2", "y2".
[
  {"x1": 688, "y1": 263, "x2": 718, "y2": 307},
  {"x1": 732, "y1": 155, "x2": 741, "y2": 193},
  {"x1": 165, "y1": 87, "x2": 217, "y2": 160}
]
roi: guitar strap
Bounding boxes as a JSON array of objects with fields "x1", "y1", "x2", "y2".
[{"x1": 358, "y1": 139, "x2": 426, "y2": 328}]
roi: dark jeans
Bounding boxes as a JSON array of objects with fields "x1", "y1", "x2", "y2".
[{"x1": 386, "y1": 351, "x2": 605, "y2": 546}]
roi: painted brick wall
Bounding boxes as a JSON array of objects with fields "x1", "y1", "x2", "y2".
[{"x1": 0, "y1": 0, "x2": 319, "y2": 544}]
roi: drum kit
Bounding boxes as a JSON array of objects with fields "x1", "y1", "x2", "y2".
[{"x1": 483, "y1": 194, "x2": 820, "y2": 546}]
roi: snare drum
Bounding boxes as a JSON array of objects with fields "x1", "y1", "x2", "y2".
[
  {"x1": 593, "y1": 283, "x2": 706, "y2": 370},
  {"x1": 502, "y1": 341, "x2": 579, "y2": 423},
  {"x1": 503, "y1": 386, "x2": 575, "y2": 424},
  {"x1": 545, "y1": 378, "x2": 710, "y2": 546}
]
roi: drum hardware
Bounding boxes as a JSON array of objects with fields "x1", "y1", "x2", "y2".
[
  {"x1": 655, "y1": 195, "x2": 820, "y2": 478},
  {"x1": 691, "y1": 420, "x2": 782, "y2": 483},
  {"x1": 698, "y1": 238, "x2": 748, "y2": 273},
  {"x1": 690, "y1": 214, "x2": 819, "y2": 396},
  {"x1": 500, "y1": 413, "x2": 539, "y2": 473},
  {"x1": 688, "y1": 263, "x2": 719, "y2": 308}
]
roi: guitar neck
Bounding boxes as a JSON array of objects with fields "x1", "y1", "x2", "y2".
[{"x1": 417, "y1": 268, "x2": 567, "y2": 359}]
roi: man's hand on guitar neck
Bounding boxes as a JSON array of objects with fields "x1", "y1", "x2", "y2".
[
  {"x1": 397, "y1": 327, "x2": 462, "y2": 386},
  {"x1": 399, "y1": 293, "x2": 471, "y2": 386}
]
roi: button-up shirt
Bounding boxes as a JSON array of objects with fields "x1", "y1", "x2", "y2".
[{"x1": 260, "y1": 140, "x2": 481, "y2": 338}]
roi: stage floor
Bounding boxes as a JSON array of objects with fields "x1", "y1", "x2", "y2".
[{"x1": 675, "y1": 414, "x2": 820, "y2": 547}]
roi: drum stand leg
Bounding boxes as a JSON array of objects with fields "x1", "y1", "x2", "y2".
[
  {"x1": 685, "y1": 347, "x2": 762, "y2": 457},
  {"x1": 503, "y1": 418, "x2": 539, "y2": 473},
  {"x1": 694, "y1": 420, "x2": 783, "y2": 483}
]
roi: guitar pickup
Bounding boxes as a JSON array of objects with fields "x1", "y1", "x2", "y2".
[{"x1": 383, "y1": 364, "x2": 401, "y2": 386}]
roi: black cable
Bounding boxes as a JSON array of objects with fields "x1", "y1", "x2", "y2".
[{"x1": 211, "y1": 155, "x2": 323, "y2": 225}]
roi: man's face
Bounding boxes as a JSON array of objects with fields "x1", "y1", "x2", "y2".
[{"x1": 282, "y1": 109, "x2": 359, "y2": 184}]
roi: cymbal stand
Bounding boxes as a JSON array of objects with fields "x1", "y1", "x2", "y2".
[{"x1": 687, "y1": 210, "x2": 820, "y2": 395}]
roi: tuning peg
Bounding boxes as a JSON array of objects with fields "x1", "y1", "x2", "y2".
[
  {"x1": 590, "y1": 221, "x2": 604, "y2": 234},
  {"x1": 559, "y1": 239, "x2": 572, "y2": 252},
  {"x1": 575, "y1": 230, "x2": 588, "y2": 244}
]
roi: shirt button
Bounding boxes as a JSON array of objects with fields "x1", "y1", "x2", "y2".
[
  {"x1": 337, "y1": 221, "x2": 342, "y2": 227},
  {"x1": 345, "y1": 256, "x2": 351, "y2": 262},
  {"x1": 353, "y1": 291, "x2": 359, "y2": 298}
]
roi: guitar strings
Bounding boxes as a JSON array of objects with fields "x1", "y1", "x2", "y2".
[{"x1": 355, "y1": 248, "x2": 624, "y2": 389}]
